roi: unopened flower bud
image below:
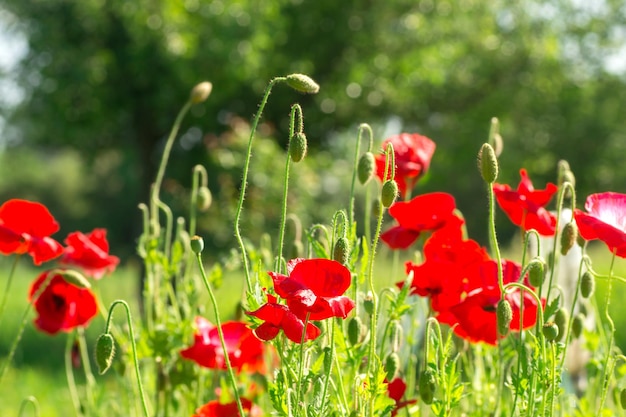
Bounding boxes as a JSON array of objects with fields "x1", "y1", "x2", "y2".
[
  {"x1": 418, "y1": 368, "x2": 436, "y2": 405},
  {"x1": 357, "y1": 152, "x2": 376, "y2": 185},
  {"x1": 496, "y1": 299, "x2": 513, "y2": 337},
  {"x1": 285, "y1": 74, "x2": 320, "y2": 94},
  {"x1": 528, "y1": 257, "x2": 545, "y2": 288},
  {"x1": 196, "y1": 186, "x2": 212, "y2": 212},
  {"x1": 571, "y1": 313, "x2": 584, "y2": 339},
  {"x1": 384, "y1": 352, "x2": 401, "y2": 380},
  {"x1": 56, "y1": 269, "x2": 91, "y2": 289},
  {"x1": 347, "y1": 316, "x2": 366, "y2": 345},
  {"x1": 381, "y1": 180, "x2": 398, "y2": 208},
  {"x1": 542, "y1": 322, "x2": 559, "y2": 342},
  {"x1": 289, "y1": 132, "x2": 308, "y2": 162},
  {"x1": 560, "y1": 222, "x2": 578, "y2": 256},
  {"x1": 333, "y1": 237, "x2": 350, "y2": 265},
  {"x1": 95, "y1": 333, "x2": 116, "y2": 375},
  {"x1": 554, "y1": 308, "x2": 568, "y2": 342},
  {"x1": 190, "y1": 81, "x2": 213, "y2": 104},
  {"x1": 478, "y1": 143, "x2": 498, "y2": 184},
  {"x1": 580, "y1": 271, "x2": 595, "y2": 299},
  {"x1": 363, "y1": 292, "x2": 375, "y2": 315},
  {"x1": 190, "y1": 235, "x2": 204, "y2": 254},
  {"x1": 620, "y1": 388, "x2": 626, "y2": 409}
]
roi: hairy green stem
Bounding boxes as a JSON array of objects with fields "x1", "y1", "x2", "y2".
[
  {"x1": 0, "y1": 254, "x2": 20, "y2": 329},
  {"x1": 348, "y1": 123, "x2": 373, "y2": 229},
  {"x1": 597, "y1": 250, "x2": 617, "y2": 415},
  {"x1": 65, "y1": 333, "x2": 82, "y2": 417},
  {"x1": 17, "y1": 396, "x2": 39, "y2": 417}
]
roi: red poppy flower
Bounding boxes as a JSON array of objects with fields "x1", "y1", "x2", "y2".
[
  {"x1": 493, "y1": 169, "x2": 557, "y2": 236},
  {"x1": 0, "y1": 199, "x2": 63, "y2": 265},
  {"x1": 60, "y1": 229, "x2": 119, "y2": 279},
  {"x1": 180, "y1": 317, "x2": 265, "y2": 373},
  {"x1": 375, "y1": 133, "x2": 436, "y2": 198},
  {"x1": 445, "y1": 286, "x2": 540, "y2": 345},
  {"x1": 270, "y1": 258, "x2": 355, "y2": 321},
  {"x1": 29, "y1": 271, "x2": 98, "y2": 334},
  {"x1": 387, "y1": 377, "x2": 418, "y2": 416},
  {"x1": 192, "y1": 398, "x2": 262, "y2": 417},
  {"x1": 381, "y1": 192, "x2": 458, "y2": 249},
  {"x1": 575, "y1": 192, "x2": 626, "y2": 257},
  {"x1": 247, "y1": 294, "x2": 321, "y2": 343}
]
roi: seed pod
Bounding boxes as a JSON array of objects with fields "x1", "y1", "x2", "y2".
[
  {"x1": 554, "y1": 308, "x2": 568, "y2": 342},
  {"x1": 496, "y1": 299, "x2": 513, "y2": 337},
  {"x1": 478, "y1": 143, "x2": 498, "y2": 184},
  {"x1": 542, "y1": 322, "x2": 559, "y2": 342},
  {"x1": 381, "y1": 180, "x2": 398, "y2": 208},
  {"x1": 384, "y1": 352, "x2": 400, "y2": 380},
  {"x1": 285, "y1": 74, "x2": 320, "y2": 94},
  {"x1": 580, "y1": 271, "x2": 595, "y2": 299},
  {"x1": 418, "y1": 368, "x2": 436, "y2": 405},
  {"x1": 289, "y1": 132, "x2": 308, "y2": 162},
  {"x1": 571, "y1": 313, "x2": 584, "y2": 339},
  {"x1": 190, "y1": 235, "x2": 205, "y2": 254},
  {"x1": 333, "y1": 237, "x2": 350, "y2": 265},
  {"x1": 560, "y1": 222, "x2": 578, "y2": 256},
  {"x1": 620, "y1": 388, "x2": 626, "y2": 409},
  {"x1": 196, "y1": 186, "x2": 212, "y2": 212},
  {"x1": 357, "y1": 152, "x2": 376, "y2": 185},
  {"x1": 190, "y1": 81, "x2": 213, "y2": 104},
  {"x1": 95, "y1": 333, "x2": 116, "y2": 375},
  {"x1": 528, "y1": 258, "x2": 545, "y2": 288},
  {"x1": 347, "y1": 316, "x2": 366, "y2": 345}
]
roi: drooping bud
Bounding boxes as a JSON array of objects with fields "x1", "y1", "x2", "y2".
[
  {"x1": 289, "y1": 132, "x2": 308, "y2": 162},
  {"x1": 496, "y1": 299, "x2": 513, "y2": 337},
  {"x1": 333, "y1": 237, "x2": 350, "y2": 265},
  {"x1": 528, "y1": 257, "x2": 545, "y2": 288},
  {"x1": 196, "y1": 186, "x2": 213, "y2": 212},
  {"x1": 347, "y1": 316, "x2": 366, "y2": 345},
  {"x1": 542, "y1": 322, "x2": 559, "y2": 342},
  {"x1": 285, "y1": 74, "x2": 320, "y2": 94},
  {"x1": 381, "y1": 180, "x2": 398, "y2": 208},
  {"x1": 56, "y1": 269, "x2": 91, "y2": 289},
  {"x1": 384, "y1": 352, "x2": 401, "y2": 380},
  {"x1": 190, "y1": 235, "x2": 204, "y2": 254},
  {"x1": 554, "y1": 308, "x2": 568, "y2": 342},
  {"x1": 478, "y1": 143, "x2": 498, "y2": 184},
  {"x1": 190, "y1": 81, "x2": 213, "y2": 104},
  {"x1": 95, "y1": 333, "x2": 116, "y2": 375},
  {"x1": 571, "y1": 313, "x2": 584, "y2": 339},
  {"x1": 560, "y1": 222, "x2": 578, "y2": 256},
  {"x1": 418, "y1": 368, "x2": 436, "y2": 405},
  {"x1": 580, "y1": 271, "x2": 595, "y2": 299},
  {"x1": 357, "y1": 152, "x2": 376, "y2": 185}
]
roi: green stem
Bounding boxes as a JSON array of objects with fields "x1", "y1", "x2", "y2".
[
  {"x1": 103, "y1": 300, "x2": 150, "y2": 417},
  {"x1": 234, "y1": 77, "x2": 287, "y2": 293},
  {"x1": 486, "y1": 182, "x2": 505, "y2": 296},
  {"x1": 77, "y1": 327, "x2": 96, "y2": 412},
  {"x1": 597, "y1": 250, "x2": 618, "y2": 415},
  {"x1": 65, "y1": 332, "x2": 82, "y2": 417},
  {"x1": 295, "y1": 312, "x2": 312, "y2": 417},
  {"x1": 17, "y1": 396, "x2": 39, "y2": 417},
  {"x1": 319, "y1": 320, "x2": 336, "y2": 416},
  {"x1": 0, "y1": 254, "x2": 20, "y2": 329},
  {"x1": 348, "y1": 123, "x2": 373, "y2": 229},
  {"x1": 194, "y1": 254, "x2": 246, "y2": 417}
]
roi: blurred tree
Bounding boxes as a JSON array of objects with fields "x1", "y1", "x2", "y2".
[{"x1": 0, "y1": 0, "x2": 625, "y2": 255}]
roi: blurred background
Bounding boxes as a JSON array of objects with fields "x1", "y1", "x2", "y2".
[{"x1": 1, "y1": 0, "x2": 626, "y2": 412}]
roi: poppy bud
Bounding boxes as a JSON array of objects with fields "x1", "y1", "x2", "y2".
[
  {"x1": 478, "y1": 143, "x2": 498, "y2": 184},
  {"x1": 56, "y1": 269, "x2": 91, "y2": 289},
  {"x1": 196, "y1": 186, "x2": 212, "y2": 212},
  {"x1": 542, "y1": 322, "x2": 559, "y2": 342},
  {"x1": 381, "y1": 180, "x2": 398, "y2": 208},
  {"x1": 190, "y1": 235, "x2": 204, "y2": 254},
  {"x1": 560, "y1": 222, "x2": 577, "y2": 256},
  {"x1": 190, "y1": 81, "x2": 213, "y2": 104},
  {"x1": 580, "y1": 271, "x2": 595, "y2": 299},
  {"x1": 347, "y1": 316, "x2": 366, "y2": 345},
  {"x1": 571, "y1": 313, "x2": 584, "y2": 339},
  {"x1": 95, "y1": 333, "x2": 116, "y2": 375},
  {"x1": 333, "y1": 237, "x2": 350, "y2": 265},
  {"x1": 418, "y1": 368, "x2": 436, "y2": 405},
  {"x1": 372, "y1": 198, "x2": 383, "y2": 218},
  {"x1": 357, "y1": 152, "x2": 376, "y2": 185},
  {"x1": 390, "y1": 320, "x2": 403, "y2": 353},
  {"x1": 289, "y1": 132, "x2": 308, "y2": 162},
  {"x1": 620, "y1": 388, "x2": 626, "y2": 409},
  {"x1": 528, "y1": 257, "x2": 545, "y2": 288},
  {"x1": 363, "y1": 292, "x2": 375, "y2": 315},
  {"x1": 554, "y1": 308, "x2": 568, "y2": 342},
  {"x1": 384, "y1": 352, "x2": 400, "y2": 380},
  {"x1": 285, "y1": 73, "x2": 320, "y2": 94},
  {"x1": 496, "y1": 299, "x2": 512, "y2": 337}
]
